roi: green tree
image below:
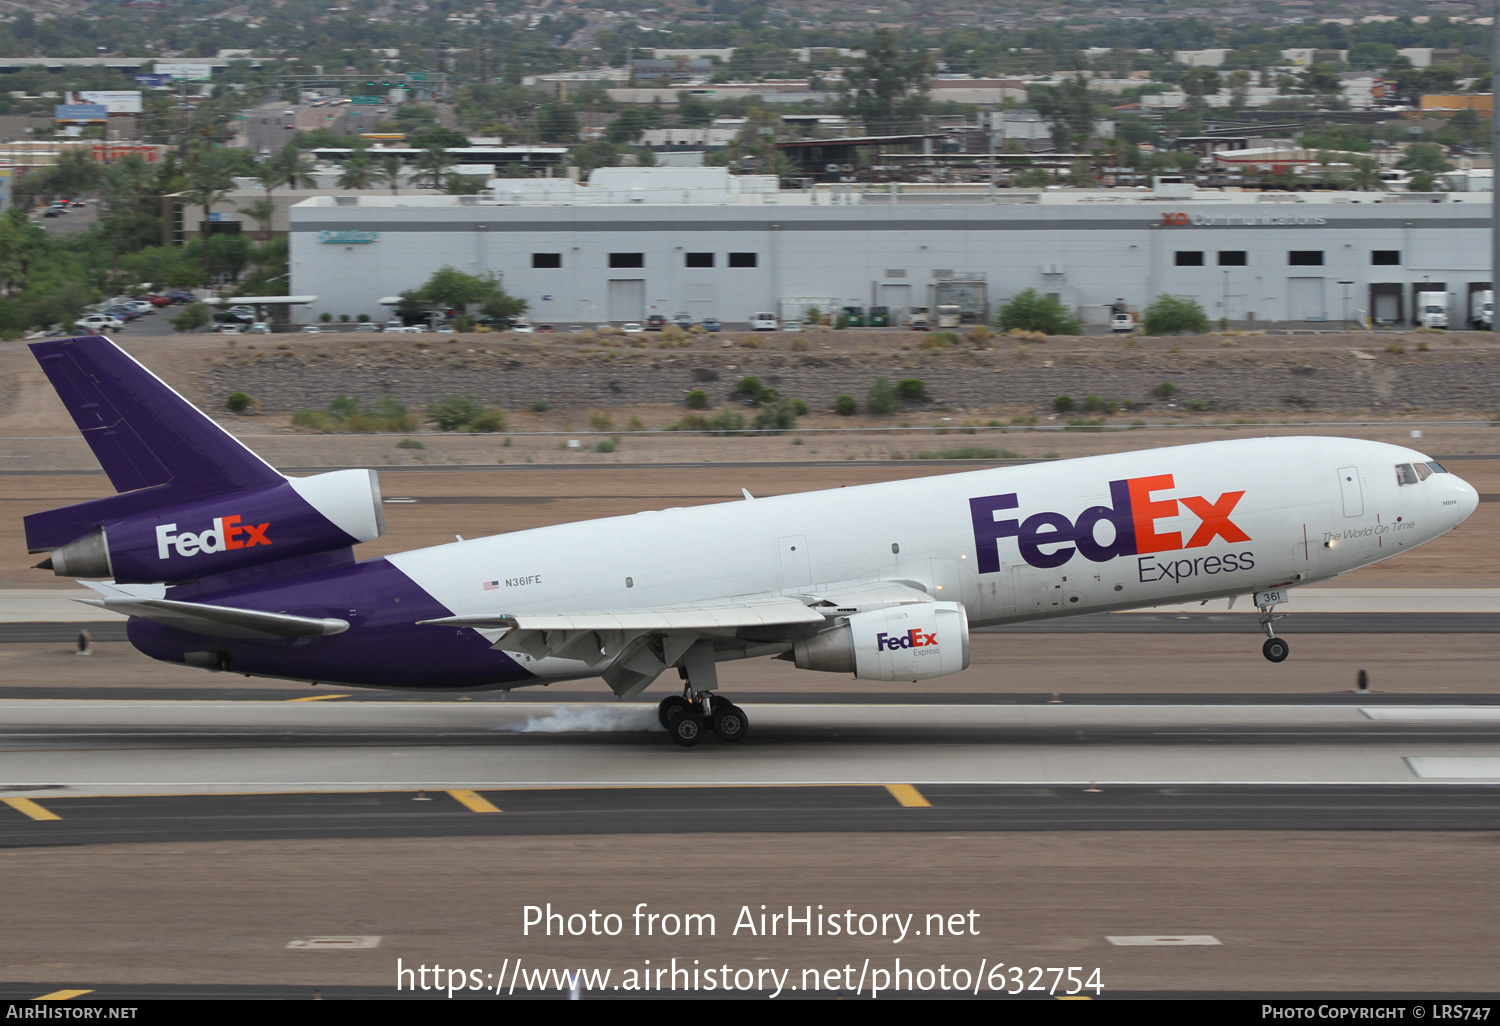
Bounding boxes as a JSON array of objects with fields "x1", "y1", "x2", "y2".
[
  {"x1": 411, "y1": 146, "x2": 455, "y2": 189},
  {"x1": 605, "y1": 107, "x2": 651, "y2": 143},
  {"x1": 537, "y1": 103, "x2": 580, "y2": 143},
  {"x1": 1347, "y1": 156, "x2": 1386, "y2": 192},
  {"x1": 866, "y1": 378, "x2": 899, "y2": 416},
  {"x1": 337, "y1": 153, "x2": 375, "y2": 190},
  {"x1": 169, "y1": 301, "x2": 213, "y2": 333},
  {"x1": 372, "y1": 154, "x2": 404, "y2": 194},
  {"x1": 407, "y1": 126, "x2": 468, "y2": 150},
  {"x1": 1397, "y1": 142, "x2": 1452, "y2": 192},
  {"x1": 1142, "y1": 294, "x2": 1210, "y2": 335},
  {"x1": 845, "y1": 30, "x2": 933, "y2": 128},
  {"x1": 236, "y1": 197, "x2": 274, "y2": 242},
  {"x1": 997, "y1": 288, "x2": 1082, "y2": 335},
  {"x1": 182, "y1": 149, "x2": 237, "y2": 282}
]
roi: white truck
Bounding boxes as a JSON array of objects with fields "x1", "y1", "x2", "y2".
[
  {"x1": 1416, "y1": 291, "x2": 1449, "y2": 330},
  {"x1": 1471, "y1": 290, "x2": 1493, "y2": 330}
]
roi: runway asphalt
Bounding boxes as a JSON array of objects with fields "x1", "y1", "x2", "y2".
[{"x1": 3, "y1": 702, "x2": 1500, "y2": 846}]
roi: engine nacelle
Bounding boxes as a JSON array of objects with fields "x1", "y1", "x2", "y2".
[
  {"x1": 793, "y1": 602, "x2": 970, "y2": 681},
  {"x1": 42, "y1": 469, "x2": 385, "y2": 584}
]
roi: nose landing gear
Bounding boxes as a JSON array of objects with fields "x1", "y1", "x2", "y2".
[
  {"x1": 1258, "y1": 593, "x2": 1289, "y2": 662},
  {"x1": 658, "y1": 639, "x2": 750, "y2": 747}
]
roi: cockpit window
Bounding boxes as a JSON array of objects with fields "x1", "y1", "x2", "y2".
[
  {"x1": 1414, "y1": 462, "x2": 1433, "y2": 482},
  {"x1": 1427, "y1": 461, "x2": 1450, "y2": 474},
  {"x1": 1396, "y1": 463, "x2": 1419, "y2": 486}
]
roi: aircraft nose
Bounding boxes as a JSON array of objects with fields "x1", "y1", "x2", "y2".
[{"x1": 1448, "y1": 473, "x2": 1479, "y2": 525}]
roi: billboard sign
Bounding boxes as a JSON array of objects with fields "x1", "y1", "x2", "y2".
[
  {"x1": 153, "y1": 63, "x2": 213, "y2": 82},
  {"x1": 79, "y1": 90, "x2": 143, "y2": 114},
  {"x1": 0, "y1": 164, "x2": 11, "y2": 212},
  {"x1": 135, "y1": 74, "x2": 171, "y2": 88},
  {"x1": 54, "y1": 104, "x2": 109, "y2": 123},
  {"x1": 350, "y1": 95, "x2": 382, "y2": 104}
]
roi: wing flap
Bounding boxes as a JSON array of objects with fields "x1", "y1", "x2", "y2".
[
  {"x1": 418, "y1": 595, "x2": 826, "y2": 632},
  {"x1": 79, "y1": 597, "x2": 349, "y2": 639}
]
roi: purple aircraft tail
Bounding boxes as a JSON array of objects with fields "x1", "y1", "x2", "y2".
[
  {"x1": 26, "y1": 336, "x2": 387, "y2": 584},
  {"x1": 25, "y1": 336, "x2": 283, "y2": 554}
]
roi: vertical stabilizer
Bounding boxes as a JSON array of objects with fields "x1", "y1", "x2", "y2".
[{"x1": 30, "y1": 336, "x2": 283, "y2": 497}]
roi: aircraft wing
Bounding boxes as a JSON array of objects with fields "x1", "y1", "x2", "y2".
[
  {"x1": 417, "y1": 594, "x2": 825, "y2": 633},
  {"x1": 77, "y1": 596, "x2": 350, "y2": 639}
]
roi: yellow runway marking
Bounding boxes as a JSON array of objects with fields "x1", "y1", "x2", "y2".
[
  {"x1": 884, "y1": 784, "x2": 931, "y2": 808},
  {"x1": 286, "y1": 694, "x2": 350, "y2": 702},
  {"x1": 3, "y1": 797, "x2": 61, "y2": 821},
  {"x1": 35, "y1": 990, "x2": 93, "y2": 1000},
  {"x1": 447, "y1": 789, "x2": 502, "y2": 813}
]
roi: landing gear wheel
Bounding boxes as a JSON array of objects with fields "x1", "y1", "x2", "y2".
[
  {"x1": 1262, "y1": 637, "x2": 1290, "y2": 663},
  {"x1": 658, "y1": 695, "x2": 691, "y2": 728},
  {"x1": 670, "y1": 711, "x2": 705, "y2": 748},
  {"x1": 711, "y1": 703, "x2": 749, "y2": 742}
]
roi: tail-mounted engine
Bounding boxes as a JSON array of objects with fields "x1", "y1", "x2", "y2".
[{"x1": 36, "y1": 469, "x2": 385, "y2": 584}]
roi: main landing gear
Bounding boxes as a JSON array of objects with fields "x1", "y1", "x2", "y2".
[
  {"x1": 657, "y1": 639, "x2": 749, "y2": 747},
  {"x1": 1258, "y1": 594, "x2": 1289, "y2": 663},
  {"x1": 657, "y1": 692, "x2": 749, "y2": 747}
]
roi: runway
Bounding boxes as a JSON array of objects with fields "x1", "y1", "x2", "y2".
[{"x1": 4, "y1": 700, "x2": 1500, "y2": 846}]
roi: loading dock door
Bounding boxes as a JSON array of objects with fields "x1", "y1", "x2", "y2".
[
  {"x1": 1370, "y1": 283, "x2": 1403, "y2": 326},
  {"x1": 880, "y1": 283, "x2": 911, "y2": 323},
  {"x1": 1288, "y1": 277, "x2": 1325, "y2": 321},
  {"x1": 607, "y1": 279, "x2": 645, "y2": 322}
]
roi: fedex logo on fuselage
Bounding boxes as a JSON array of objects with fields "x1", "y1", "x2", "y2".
[
  {"x1": 155, "y1": 515, "x2": 271, "y2": 559},
  {"x1": 877, "y1": 628, "x2": 937, "y2": 652},
  {"x1": 969, "y1": 474, "x2": 1249, "y2": 572}
]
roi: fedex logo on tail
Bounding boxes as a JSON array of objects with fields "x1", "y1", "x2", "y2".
[
  {"x1": 876, "y1": 628, "x2": 937, "y2": 652},
  {"x1": 155, "y1": 516, "x2": 271, "y2": 559},
  {"x1": 969, "y1": 474, "x2": 1249, "y2": 572}
]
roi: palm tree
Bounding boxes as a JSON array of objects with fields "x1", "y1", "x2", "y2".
[
  {"x1": 236, "y1": 197, "x2": 275, "y2": 242},
  {"x1": 183, "y1": 152, "x2": 237, "y2": 283},
  {"x1": 338, "y1": 153, "x2": 375, "y2": 190},
  {"x1": 411, "y1": 146, "x2": 454, "y2": 190},
  {"x1": 1348, "y1": 156, "x2": 1387, "y2": 192},
  {"x1": 371, "y1": 154, "x2": 404, "y2": 194}
]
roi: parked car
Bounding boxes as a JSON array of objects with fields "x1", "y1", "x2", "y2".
[
  {"x1": 781, "y1": 320, "x2": 803, "y2": 332},
  {"x1": 218, "y1": 326, "x2": 241, "y2": 335},
  {"x1": 103, "y1": 306, "x2": 140, "y2": 322},
  {"x1": 567, "y1": 325, "x2": 586, "y2": 333},
  {"x1": 42, "y1": 207, "x2": 63, "y2": 218},
  {"x1": 75, "y1": 314, "x2": 124, "y2": 332},
  {"x1": 646, "y1": 314, "x2": 667, "y2": 330},
  {"x1": 672, "y1": 312, "x2": 693, "y2": 329},
  {"x1": 594, "y1": 323, "x2": 613, "y2": 331},
  {"x1": 749, "y1": 312, "x2": 778, "y2": 331},
  {"x1": 300, "y1": 325, "x2": 323, "y2": 334},
  {"x1": 247, "y1": 322, "x2": 271, "y2": 334},
  {"x1": 141, "y1": 294, "x2": 173, "y2": 308},
  {"x1": 162, "y1": 290, "x2": 197, "y2": 304},
  {"x1": 701, "y1": 317, "x2": 721, "y2": 332},
  {"x1": 382, "y1": 320, "x2": 406, "y2": 332},
  {"x1": 1109, "y1": 312, "x2": 1137, "y2": 334},
  {"x1": 536, "y1": 324, "x2": 555, "y2": 333},
  {"x1": 121, "y1": 301, "x2": 156, "y2": 316},
  {"x1": 399, "y1": 325, "x2": 423, "y2": 333},
  {"x1": 621, "y1": 322, "x2": 644, "y2": 333},
  {"x1": 510, "y1": 323, "x2": 534, "y2": 334},
  {"x1": 354, "y1": 321, "x2": 381, "y2": 331}
]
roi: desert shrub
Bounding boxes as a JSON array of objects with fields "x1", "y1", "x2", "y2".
[
  {"x1": 706, "y1": 408, "x2": 745, "y2": 434},
  {"x1": 1142, "y1": 295, "x2": 1209, "y2": 335},
  {"x1": 1182, "y1": 397, "x2": 1210, "y2": 411},
  {"x1": 997, "y1": 288, "x2": 1081, "y2": 336},
  {"x1": 170, "y1": 302, "x2": 212, "y2": 333},
  {"x1": 965, "y1": 325, "x2": 994, "y2": 347},
  {"x1": 867, "y1": 378, "x2": 899, "y2": 415},
  {"x1": 914, "y1": 446, "x2": 1020, "y2": 460},
  {"x1": 453, "y1": 314, "x2": 475, "y2": 332},
  {"x1": 292, "y1": 395, "x2": 417, "y2": 433},
  {"x1": 469, "y1": 407, "x2": 507, "y2": 432},
  {"x1": 790, "y1": 336, "x2": 809, "y2": 352},
  {"x1": 686, "y1": 389, "x2": 709, "y2": 409},
  {"x1": 319, "y1": 311, "x2": 333, "y2": 323},
  {"x1": 1083, "y1": 395, "x2": 1103, "y2": 412},
  {"x1": 589, "y1": 412, "x2": 613, "y2": 431},
  {"x1": 396, "y1": 438, "x2": 425, "y2": 449},
  {"x1": 596, "y1": 437, "x2": 617, "y2": 453},
  {"x1": 753, "y1": 399, "x2": 800, "y2": 433},
  {"x1": 834, "y1": 394, "x2": 858, "y2": 416},
  {"x1": 790, "y1": 399, "x2": 809, "y2": 416},
  {"x1": 426, "y1": 394, "x2": 483, "y2": 431},
  {"x1": 357, "y1": 313, "x2": 370, "y2": 322},
  {"x1": 1154, "y1": 381, "x2": 1176, "y2": 399},
  {"x1": 225, "y1": 391, "x2": 253, "y2": 413},
  {"x1": 1053, "y1": 395, "x2": 1076, "y2": 413},
  {"x1": 919, "y1": 332, "x2": 953, "y2": 351},
  {"x1": 896, "y1": 378, "x2": 928, "y2": 402},
  {"x1": 532, "y1": 399, "x2": 549, "y2": 412}
]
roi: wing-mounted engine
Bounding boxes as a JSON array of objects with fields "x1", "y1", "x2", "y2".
[{"x1": 793, "y1": 602, "x2": 970, "y2": 681}]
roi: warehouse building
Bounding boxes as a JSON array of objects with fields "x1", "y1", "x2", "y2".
[{"x1": 289, "y1": 167, "x2": 1493, "y2": 329}]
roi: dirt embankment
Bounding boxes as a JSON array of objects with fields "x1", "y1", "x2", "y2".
[{"x1": 189, "y1": 328, "x2": 1500, "y2": 423}]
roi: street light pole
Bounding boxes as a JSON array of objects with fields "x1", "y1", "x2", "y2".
[{"x1": 1492, "y1": 0, "x2": 1498, "y2": 306}]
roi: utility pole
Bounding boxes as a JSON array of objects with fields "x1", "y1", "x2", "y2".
[{"x1": 1492, "y1": 0, "x2": 1498, "y2": 309}]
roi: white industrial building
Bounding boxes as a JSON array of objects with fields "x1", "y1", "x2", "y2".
[{"x1": 289, "y1": 167, "x2": 1494, "y2": 329}]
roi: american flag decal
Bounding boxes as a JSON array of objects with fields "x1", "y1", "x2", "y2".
[{"x1": 483, "y1": 581, "x2": 500, "y2": 590}]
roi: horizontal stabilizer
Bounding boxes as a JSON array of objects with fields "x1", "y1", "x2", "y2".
[
  {"x1": 78, "y1": 596, "x2": 349, "y2": 640},
  {"x1": 418, "y1": 595, "x2": 826, "y2": 633}
]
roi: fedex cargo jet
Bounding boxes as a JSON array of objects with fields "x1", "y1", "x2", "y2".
[{"x1": 24, "y1": 337, "x2": 1479, "y2": 746}]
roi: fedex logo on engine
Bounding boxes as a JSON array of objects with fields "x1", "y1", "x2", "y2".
[
  {"x1": 155, "y1": 515, "x2": 271, "y2": 559},
  {"x1": 876, "y1": 628, "x2": 937, "y2": 652},
  {"x1": 969, "y1": 474, "x2": 1250, "y2": 572}
]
